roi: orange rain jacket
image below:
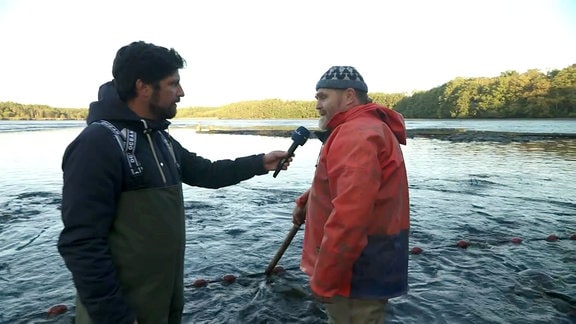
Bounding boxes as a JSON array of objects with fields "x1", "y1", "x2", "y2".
[{"x1": 296, "y1": 103, "x2": 409, "y2": 300}]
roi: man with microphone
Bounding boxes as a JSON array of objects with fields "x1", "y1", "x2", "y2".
[
  {"x1": 58, "y1": 41, "x2": 293, "y2": 324},
  {"x1": 292, "y1": 66, "x2": 410, "y2": 323}
]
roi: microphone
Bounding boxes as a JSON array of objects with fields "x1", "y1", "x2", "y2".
[{"x1": 273, "y1": 126, "x2": 310, "y2": 178}]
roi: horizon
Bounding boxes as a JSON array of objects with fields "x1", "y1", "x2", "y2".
[
  {"x1": 2, "y1": 60, "x2": 575, "y2": 110},
  {"x1": 1, "y1": 0, "x2": 575, "y2": 109}
]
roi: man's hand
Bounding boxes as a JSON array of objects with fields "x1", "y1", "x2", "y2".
[
  {"x1": 292, "y1": 204, "x2": 306, "y2": 226},
  {"x1": 263, "y1": 150, "x2": 292, "y2": 171}
]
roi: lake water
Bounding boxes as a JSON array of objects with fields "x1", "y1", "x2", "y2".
[{"x1": 0, "y1": 119, "x2": 575, "y2": 323}]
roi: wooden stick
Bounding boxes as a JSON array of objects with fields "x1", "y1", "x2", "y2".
[{"x1": 264, "y1": 224, "x2": 301, "y2": 276}]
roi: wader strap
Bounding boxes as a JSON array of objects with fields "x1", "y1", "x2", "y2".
[{"x1": 95, "y1": 120, "x2": 143, "y2": 176}]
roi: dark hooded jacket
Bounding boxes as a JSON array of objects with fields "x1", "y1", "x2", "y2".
[{"x1": 58, "y1": 81, "x2": 267, "y2": 323}]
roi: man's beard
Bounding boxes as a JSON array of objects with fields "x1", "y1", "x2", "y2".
[
  {"x1": 149, "y1": 96, "x2": 177, "y2": 120},
  {"x1": 151, "y1": 103, "x2": 176, "y2": 120},
  {"x1": 318, "y1": 115, "x2": 328, "y2": 131}
]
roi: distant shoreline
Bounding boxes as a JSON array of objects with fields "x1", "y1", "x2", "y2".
[{"x1": 195, "y1": 127, "x2": 576, "y2": 143}]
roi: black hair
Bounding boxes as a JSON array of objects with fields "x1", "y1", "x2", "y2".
[{"x1": 112, "y1": 41, "x2": 186, "y2": 101}]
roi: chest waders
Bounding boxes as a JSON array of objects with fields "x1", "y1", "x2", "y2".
[{"x1": 75, "y1": 121, "x2": 186, "y2": 324}]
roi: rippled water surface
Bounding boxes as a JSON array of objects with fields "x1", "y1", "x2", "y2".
[{"x1": 0, "y1": 120, "x2": 575, "y2": 323}]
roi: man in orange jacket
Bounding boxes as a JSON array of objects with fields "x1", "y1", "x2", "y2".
[{"x1": 292, "y1": 66, "x2": 410, "y2": 323}]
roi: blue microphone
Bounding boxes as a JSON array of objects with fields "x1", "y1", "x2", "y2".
[{"x1": 273, "y1": 126, "x2": 310, "y2": 178}]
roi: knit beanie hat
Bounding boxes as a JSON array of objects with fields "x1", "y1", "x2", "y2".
[{"x1": 315, "y1": 66, "x2": 368, "y2": 92}]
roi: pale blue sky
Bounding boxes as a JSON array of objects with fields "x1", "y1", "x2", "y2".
[{"x1": 0, "y1": 0, "x2": 575, "y2": 108}]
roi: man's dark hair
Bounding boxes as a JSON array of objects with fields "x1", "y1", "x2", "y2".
[{"x1": 112, "y1": 41, "x2": 186, "y2": 101}]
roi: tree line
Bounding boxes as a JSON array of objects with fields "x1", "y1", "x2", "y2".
[
  {"x1": 395, "y1": 64, "x2": 576, "y2": 118},
  {"x1": 0, "y1": 102, "x2": 87, "y2": 120},
  {"x1": 2, "y1": 64, "x2": 574, "y2": 120}
]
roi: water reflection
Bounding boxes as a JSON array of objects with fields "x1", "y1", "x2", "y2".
[{"x1": 515, "y1": 140, "x2": 576, "y2": 160}]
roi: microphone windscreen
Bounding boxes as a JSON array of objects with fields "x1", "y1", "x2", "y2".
[{"x1": 291, "y1": 126, "x2": 310, "y2": 145}]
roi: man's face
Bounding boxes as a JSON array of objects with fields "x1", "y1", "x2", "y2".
[
  {"x1": 149, "y1": 71, "x2": 185, "y2": 120},
  {"x1": 315, "y1": 88, "x2": 346, "y2": 130}
]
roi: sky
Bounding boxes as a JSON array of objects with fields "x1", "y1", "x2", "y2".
[{"x1": 0, "y1": 0, "x2": 575, "y2": 109}]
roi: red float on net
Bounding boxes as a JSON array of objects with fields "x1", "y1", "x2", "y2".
[
  {"x1": 191, "y1": 279, "x2": 208, "y2": 288},
  {"x1": 47, "y1": 304, "x2": 68, "y2": 317},
  {"x1": 510, "y1": 237, "x2": 523, "y2": 244},
  {"x1": 221, "y1": 274, "x2": 237, "y2": 284},
  {"x1": 546, "y1": 234, "x2": 559, "y2": 242},
  {"x1": 410, "y1": 247, "x2": 423, "y2": 255},
  {"x1": 456, "y1": 240, "x2": 469, "y2": 249}
]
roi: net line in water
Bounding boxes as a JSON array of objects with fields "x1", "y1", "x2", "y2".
[
  {"x1": 409, "y1": 233, "x2": 576, "y2": 254},
  {"x1": 44, "y1": 233, "x2": 575, "y2": 319}
]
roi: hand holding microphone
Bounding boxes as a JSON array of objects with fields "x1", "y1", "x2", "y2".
[{"x1": 273, "y1": 126, "x2": 310, "y2": 178}]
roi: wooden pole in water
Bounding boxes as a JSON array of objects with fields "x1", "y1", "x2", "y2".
[{"x1": 264, "y1": 224, "x2": 301, "y2": 276}]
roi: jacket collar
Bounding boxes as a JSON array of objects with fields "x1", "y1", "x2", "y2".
[{"x1": 326, "y1": 103, "x2": 378, "y2": 130}]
